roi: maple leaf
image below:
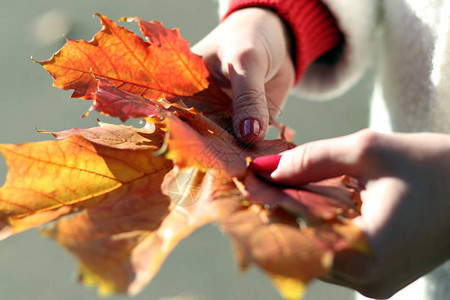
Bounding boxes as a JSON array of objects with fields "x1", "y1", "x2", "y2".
[
  {"x1": 0, "y1": 14, "x2": 371, "y2": 300},
  {"x1": 37, "y1": 14, "x2": 231, "y2": 116},
  {"x1": 220, "y1": 205, "x2": 369, "y2": 299},
  {"x1": 87, "y1": 78, "x2": 165, "y2": 122},
  {"x1": 44, "y1": 120, "x2": 165, "y2": 150},
  {"x1": 0, "y1": 127, "x2": 172, "y2": 239},
  {"x1": 158, "y1": 108, "x2": 368, "y2": 299}
]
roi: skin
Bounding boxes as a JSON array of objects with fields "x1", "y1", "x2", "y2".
[
  {"x1": 194, "y1": 7, "x2": 450, "y2": 298},
  {"x1": 270, "y1": 130, "x2": 450, "y2": 298},
  {"x1": 192, "y1": 7, "x2": 295, "y2": 143}
]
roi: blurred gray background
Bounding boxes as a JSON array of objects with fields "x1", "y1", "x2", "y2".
[{"x1": 0, "y1": 0, "x2": 373, "y2": 299}]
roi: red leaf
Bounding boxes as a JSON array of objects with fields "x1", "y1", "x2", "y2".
[
  {"x1": 244, "y1": 173, "x2": 360, "y2": 222},
  {"x1": 89, "y1": 78, "x2": 164, "y2": 121}
]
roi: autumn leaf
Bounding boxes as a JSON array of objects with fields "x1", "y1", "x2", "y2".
[
  {"x1": 41, "y1": 163, "x2": 171, "y2": 296},
  {"x1": 37, "y1": 14, "x2": 231, "y2": 115},
  {"x1": 243, "y1": 173, "x2": 361, "y2": 222},
  {"x1": 31, "y1": 91, "x2": 295, "y2": 296},
  {"x1": 159, "y1": 110, "x2": 366, "y2": 299},
  {"x1": 0, "y1": 128, "x2": 172, "y2": 239},
  {"x1": 219, "y1": 205, "x2": 369, "y2": 300},
  {"x1": 87, "y1": 78, "x2": 165, "y2": 122},
  {"x1": 0, "y1": 14, "x2": 371, "y2": 300},
  {"x1": 44, "y1": 120, "x2": 165, "y2": 150}
]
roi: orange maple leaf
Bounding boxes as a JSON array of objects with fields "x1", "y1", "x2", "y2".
[
  {"x1": 38, "y1": 14, "x2": 231, "y2": 115},
  {"x1": 0, "y1": 14, "x2": 371, "y2": 299}
]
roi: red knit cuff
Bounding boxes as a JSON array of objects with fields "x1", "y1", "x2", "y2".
[{"x1": 222, "y1": 0, "x2": 342, "y2": 83}]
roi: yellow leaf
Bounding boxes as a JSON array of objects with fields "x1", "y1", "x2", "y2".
[{"x1": 0, "y1": 133, "x2": 172, "y2": 238}]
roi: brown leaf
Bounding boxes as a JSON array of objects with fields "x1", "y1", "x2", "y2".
[
  {"x1": 46, "y1": 121, "x2": 164, "y2": 150},
  {"x1": 164, "y1": 112, "x2": 295, "y2": 178},
  {"x1": 42, "y1": 171, "x2": 171, "y2": 296},
  {"x1": 219, "y1": 205, "x2": 369, "y2": 300},
  {"x1": 42, "y1": 167, "x2": 242, "y2": 296}
]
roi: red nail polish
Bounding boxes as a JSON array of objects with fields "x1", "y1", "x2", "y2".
[
  {"x1": 251, "y1": 154, "x2": 281, "y2": 174},
  {"x1": 241, "y1": 118, "x2": 261, "y2": 139}
]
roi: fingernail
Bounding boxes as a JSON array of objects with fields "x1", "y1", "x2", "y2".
[
  {"x1": 251, "y1": 154, "x2": 281, "y2": 174},
  {"x1": 241, "y1": 118, "x2": 261, "y2": 139}
]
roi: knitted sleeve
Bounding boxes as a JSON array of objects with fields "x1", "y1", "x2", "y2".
[{"x1": 218, "y1": 0, "x2": 378, "y2": 100}]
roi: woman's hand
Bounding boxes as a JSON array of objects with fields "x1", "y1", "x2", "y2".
[
  {"x1": 252, "y1": 130, "x2": 450, "y2": 298},
  {"x1": 192, "y1": 7, "x2": 295, "y2": 144}
]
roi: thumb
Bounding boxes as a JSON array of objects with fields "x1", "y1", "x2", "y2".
[
  {"x1": 252, "y1": 131, "x2": 377, "y2": 187},
  {"x1": 228, "y1": 58, "x2": 269, "y2": 144}
]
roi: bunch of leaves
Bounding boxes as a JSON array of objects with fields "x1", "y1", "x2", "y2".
[{"x1": 0, "y1": 14, "x2": 370, "y2": 299}]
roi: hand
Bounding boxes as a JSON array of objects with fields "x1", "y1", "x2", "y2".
[
  {"x1": 252, "y1": 130, "x2": 450, "y2": 298},
  {"x1": 192, "y1": 7, "x2": 295, "y2": 144}
]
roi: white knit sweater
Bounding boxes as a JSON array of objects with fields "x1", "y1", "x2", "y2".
[{"x1": 218, "y1": 0, "x2": 450, "y2": 299}]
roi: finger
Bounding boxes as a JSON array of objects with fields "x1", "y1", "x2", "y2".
[
  {"x1": 192, "y1": 37, "x2": 231, "y2": 90},
  {"x1": 227, "y1": 51, "x2": 270, "y2": 144},
  {"x1": 194, "y1": 40, "x2": 270, "y2": 145},
  {"x1": 252, "y1": 130, "x2": 380, "y2": 187}
]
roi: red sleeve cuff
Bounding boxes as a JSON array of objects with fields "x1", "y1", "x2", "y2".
[{"x1": 222, "y1": 0, "x2": 343, "y2": 83}]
